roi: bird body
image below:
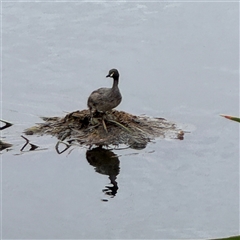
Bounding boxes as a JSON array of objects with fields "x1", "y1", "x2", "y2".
[{"x1": 87, "y1": 69, "x2": 122, "y2": 114}]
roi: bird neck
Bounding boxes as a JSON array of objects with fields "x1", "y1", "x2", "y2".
[{"x1": 112, "y1": 78, "x2": 119, "y2": 89}]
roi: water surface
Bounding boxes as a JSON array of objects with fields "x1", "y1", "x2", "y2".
[{"x1": 1, "y1": 2, "x2": 239, "y2": 239}]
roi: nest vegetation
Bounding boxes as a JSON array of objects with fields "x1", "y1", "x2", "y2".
[{"x1": 24, "y1": 109, "x2": 184, "y2": 149}]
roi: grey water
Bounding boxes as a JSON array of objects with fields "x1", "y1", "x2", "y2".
[{"x1": 1, "y1": 2, "x2": 239, "y2": 239}]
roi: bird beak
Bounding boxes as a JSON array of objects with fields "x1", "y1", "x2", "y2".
[{"x1": 106, "y1": 72, "x2": 114, "y2": 78}]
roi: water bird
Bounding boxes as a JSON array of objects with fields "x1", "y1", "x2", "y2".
[
  {"x1": 87, "y1": 69, "x2": 122, "y2": 132},
  {"x1": 87, "y1": 68, "x2": 122, "y2": 115}
]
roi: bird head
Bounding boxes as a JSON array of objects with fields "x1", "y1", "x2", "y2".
[{"x1": 106, "y1": 69, "x2": 119, "y2": 79}]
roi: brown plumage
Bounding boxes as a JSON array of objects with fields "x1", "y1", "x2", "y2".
[{"x1": 87, "y1": 69, "x2": 122, "y2": 115}]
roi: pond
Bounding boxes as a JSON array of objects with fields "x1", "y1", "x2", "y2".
[{"x1": 1, "y1": 2, "x2": 239, "y2": 239}]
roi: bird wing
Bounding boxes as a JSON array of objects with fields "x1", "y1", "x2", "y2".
[{"x1": 87, "y1": 88, "x2": 110, "y2": 107}]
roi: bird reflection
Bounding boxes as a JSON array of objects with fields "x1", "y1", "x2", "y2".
[{"x1": 86, "y1": 147, "x2": 120, "y2": 198}]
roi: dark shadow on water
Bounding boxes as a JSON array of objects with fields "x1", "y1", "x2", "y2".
[{"x1": 86, "y1": 146, "x2": 120, "y2": 199}]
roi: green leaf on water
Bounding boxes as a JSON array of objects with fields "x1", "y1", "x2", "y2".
[
  {"x1": 220, "y1": 114, "x2": 240, "y2": 123},
  {"x1": 212, "y1": 236, "x2": 240, "y2": 240}
]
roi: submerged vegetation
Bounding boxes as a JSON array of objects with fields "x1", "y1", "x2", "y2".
[{"x1": 0, "y1": 119, "x2": 13, "y2": 151}]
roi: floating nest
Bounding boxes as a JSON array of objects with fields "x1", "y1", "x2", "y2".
[{"x1": 24, "y1": 109, "x2": 184, "y2": 150}]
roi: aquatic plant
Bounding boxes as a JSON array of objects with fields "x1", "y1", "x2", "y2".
[{"x1": 220, "y1": 114, "x2": 240, "y2": 123}]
